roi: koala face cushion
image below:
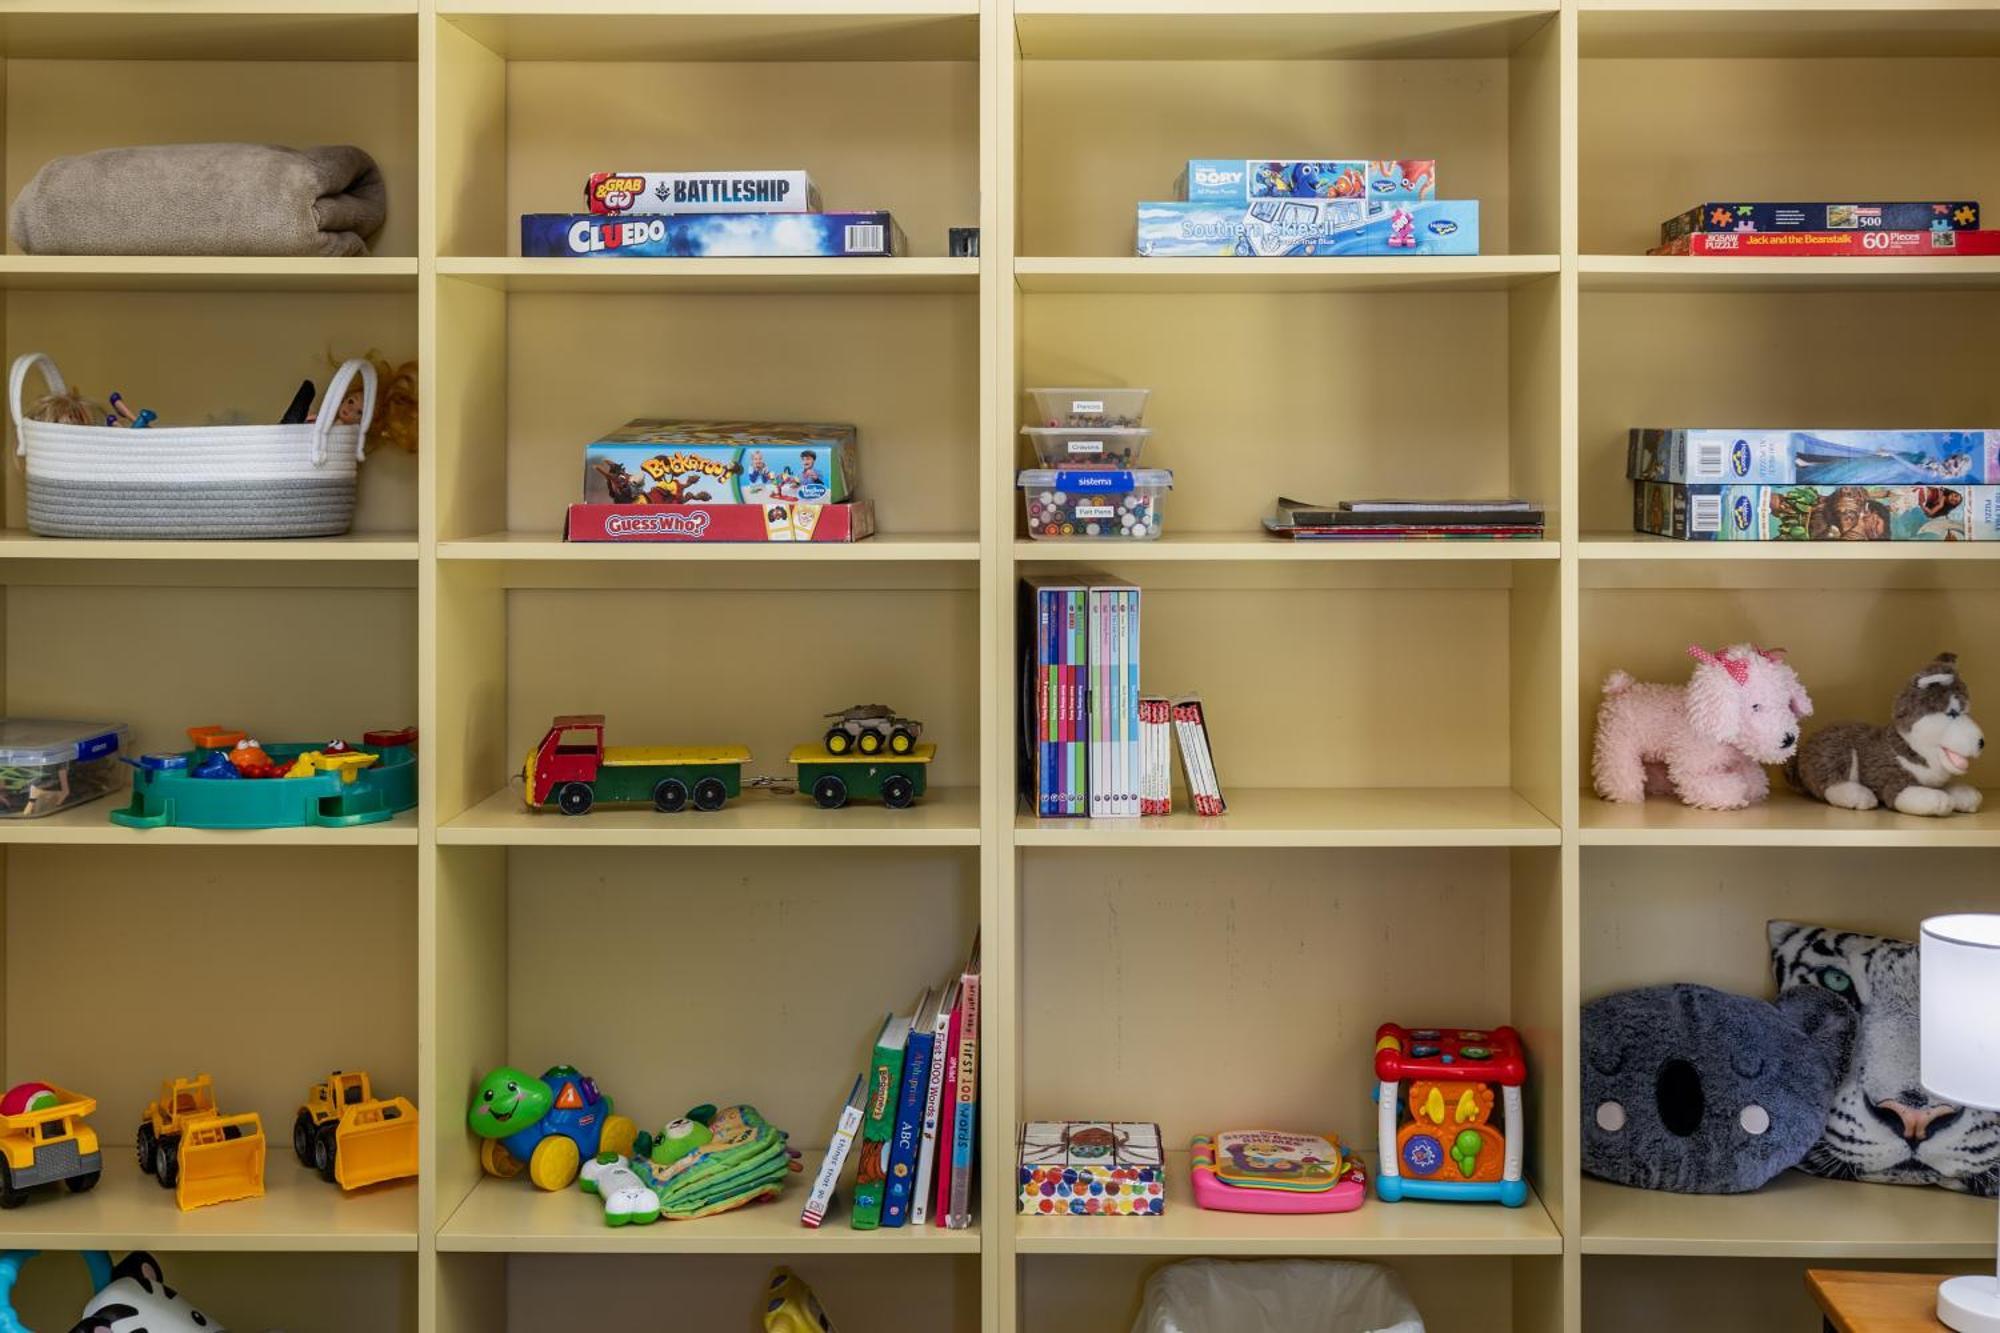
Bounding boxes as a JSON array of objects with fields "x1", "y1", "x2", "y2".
[
  {"x1": 1771, "y1": 921, "x2": 2000, "y2": 1197},
  {"x1": 71, "y1": 1251, "x2": 227, "y2": 1333},
  {"x1": 1582, "y1": 983, "x2": 1853, "y2": 1193}
]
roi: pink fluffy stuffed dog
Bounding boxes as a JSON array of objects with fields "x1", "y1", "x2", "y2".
[{"x1": 1593, "y1": 644, "x2": 1814, "y2": 810}]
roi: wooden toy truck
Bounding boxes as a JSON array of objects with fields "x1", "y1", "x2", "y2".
[
  {"x1": 789, "y1": 743, "x2": 935, "y2": 809},
  {"x1": 293, "y1": 1070, "x2": 419, "y2": 1191},
  {"x1": 524, "y1": 714, "x2": 749, "y2": 815},
  {"x1": 138, "y1": 1073, "x2": 266, "y2": 1210}
]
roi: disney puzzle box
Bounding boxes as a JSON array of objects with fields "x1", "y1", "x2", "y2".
[
  {"x1": 1635, "y1": 482, "x2": 2000, "y2": 541},
  {"x1": 522, "y1": 211, "x2": 901, "y2": 258},
  {"x1": 584, "y1": 420, "x2": 859, "y2": 506},
  {"x1": 1179, "y1": 159, "x2": 1437, "y2": 202},
  {"x1": 1629, "y1": 430, "x2": 2000, "y2": 485},
  {"x1": 1136, "y1": 198, "x2": 1477, "y2": 258},
  {"x1": 1661, "y1": 200, "x2": 1979, "y2": 242}
]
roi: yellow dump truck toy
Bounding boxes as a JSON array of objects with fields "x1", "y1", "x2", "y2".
[
  {"x1": 0, "y1": 1081, "x2": 101, "y2": 1208},
  {"x1": 293, "y1": 1070, "x2": 419, "y2": 1191},
  {"x1": 138, "y1": 1074, "x2": 266, "y2": 1211}
]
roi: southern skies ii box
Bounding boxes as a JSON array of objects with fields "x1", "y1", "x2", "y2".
[
  {"x1": 1635, "y1": 482, "x2": 2000, "y2": 541},
  {"x1": 522, "y1": 211, "x2": 901, "y2": 258}
]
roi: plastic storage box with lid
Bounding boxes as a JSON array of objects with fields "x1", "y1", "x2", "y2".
[
  {"x1": 0, "y1": 719, "x2": 130, "y2": 817},
  {"x1": 1027, "y1": 388, "x2": 1151, "y2": 428},
  {"x1": 1022, "y1": 426, "x2": 1151, "y2": 468},
  {"x1": 1019, "y1": 468, "x2": 1172, "y2": 539}
]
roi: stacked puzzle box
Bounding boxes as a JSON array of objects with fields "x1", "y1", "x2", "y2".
[
  {"x1": 1648, "y1": 199, "x2": 1993, "y2": 257},
  {"x1": 522, "y1": 169, "x2": 902, "y2": 258},
  {"x1": 1137, "y1": 159, "x2": 1479, "y2": 258},
  {"x1": 1629, "y1": 429, "x2": 2000, "y2": 541}
]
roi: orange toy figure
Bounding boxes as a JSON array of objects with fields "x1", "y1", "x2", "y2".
[{"x1": 1374, "y1": 1023, "x2": 1528, "y2": 1206}]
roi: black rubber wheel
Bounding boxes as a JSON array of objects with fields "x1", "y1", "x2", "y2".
[
  {"x1": 889, "y1": 728, "x2": 915, "y2": 755},
  {"x1": 293, "y1": 1111, "x2": 317, "y2": 1166},
  {"x1": 857, "y1": 730, "x2": 884, "y2": 755},
  {"x1": 881, "y1": 774, "x2": 916, "y2": 809},
  {"x1": 0, "y1": 1163, "x2": 22, "y2": 1209},
  {"x1": 137, "y1": 1123, "x2": 157, "y2": 1175},
  {"x1": 65, "y1": 1170, "x2": 100, "y2": 1195},
  {"x1": 692, "y1": 777, "x2": 728, "y2": 812},
  {"x1": 557, "y1": 783, "x2": 594, "y2": 816},
  {"x1": 314, "y1": 1124, "x2": 340, "y2": 1183},
  {"x1": 155, "y1": 1136, "x2": 180, "y2": 1188},
  {"x1": 652, "y1": 778, "x2": 689, "y2": 813},
  {"x1": 812, "y1": 775, "x2": 849, "y2": 810}
]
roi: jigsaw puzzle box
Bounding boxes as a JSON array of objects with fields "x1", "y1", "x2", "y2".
[
  {"x1": 1634, "y1": 482, "x2": 2000, "y2": 541},
  {"x1": 1178, "y1": 159, "x2": 1437, "y2": 203},
  {"x1": 1661, "y1": 200, "x2": 1980, "y2": 242},
  {"x1": 1136, "y1": 198, "x2": 1477, "y2": 258},
  {"x1": 1629, "y1": 429, "x2": 2000, "y2": 486}
]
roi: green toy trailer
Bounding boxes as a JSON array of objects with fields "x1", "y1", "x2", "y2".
[{"x1": 788, "y1": 743, "x2": 934, "y2": 810}]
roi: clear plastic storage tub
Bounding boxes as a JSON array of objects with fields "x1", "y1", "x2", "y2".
[
  {"x1": 0, "y1": 719, "x2": 131, "y2": 818},
  {"x1": 1022, "y1": 426, "x2": 1152, "y2": 468},
  {"x1": 1019, "y1": 468, "x2": 1172, "y2": 539},
  {"x1": 1027, "y1": 387, "x2": 1152, "y2": 428}
]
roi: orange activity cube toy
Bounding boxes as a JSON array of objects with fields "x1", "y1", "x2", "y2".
[{"x1": 1374, "y1": 1023, "x2": 1528, "y2": 1206}]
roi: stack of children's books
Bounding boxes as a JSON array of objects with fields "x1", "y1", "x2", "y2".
[
  {"x1": 1020, "y1": 577, "x2": 1227, "y2": 818},
  {"x1": 1648, "y1": 200, "x2": 1991, "y2": 258},
  {"x1": 1265, "y1": 496, "x2": 1545, "y2": 541},
  {"x1": 802, "y1": 938, "x2": 981, "y2": 1232},
  {"x1": 1629, "y1": 429, "x2": 2000, "y2": 541}
]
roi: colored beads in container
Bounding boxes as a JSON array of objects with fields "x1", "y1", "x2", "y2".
[{"x1": 1017, "y1": 468, "x2": 1172, "y2": 541}]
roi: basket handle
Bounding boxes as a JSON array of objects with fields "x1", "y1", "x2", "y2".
[
  {"x1": 313, "y1": 358, "x2": 379, "y2": 465},
  {"x1": 10, "y1": 352, "x2": 69, "y2": 455}
]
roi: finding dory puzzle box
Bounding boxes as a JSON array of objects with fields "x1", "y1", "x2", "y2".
[
  {"x1": 1136, "y1": 198, "x2": 1478, "y2": 257},
  {"x1": 1180, "y1": 159, "x2": 1437, "y2": 202},
  {"x1": 584, "y1": 420, "x2": 859, "y2": 506},
  {"x1": 1635, "y1": 482, "x2": 2000, "y2": 541}
]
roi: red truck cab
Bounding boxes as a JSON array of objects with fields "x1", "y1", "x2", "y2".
[{"x1": 528, "y1": 715, "x2": 605, "y2": 808}]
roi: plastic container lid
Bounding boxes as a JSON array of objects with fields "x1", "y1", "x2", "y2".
[
  {"x1": 1020, "y1": 426, "x2": 1152, "y2": 461},
  {"x1": 1017, "y1": 468, "x2": 1173, "y2": 490},
  {"x1": 0, "y1": 719, "x2": 131, "y2": 767},
  {"x1": 1026, "y1": 387, "x2": 1152, "y2": 426}
]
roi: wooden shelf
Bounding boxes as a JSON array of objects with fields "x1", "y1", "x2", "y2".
[
  {"x1": 438, "y1": 4, "x2": 980, "y2": 62},
  {"x1": 442, "y1": 784, "x2": 982, "y2": 846},
  {"x1": 1581, "y1": 1175, "x2": 2000, "y2": 1258},
  {"x1": 437, "y1": 257, "x2": 978, "y2": 294},
  {"x1": 1016, "y1": 786, "x2": 1559, "y2": 847},
  {"x1": 1017, "y1": 1155, "x2": 1561, "y2": 1255},
  {"x1": 1014, "y1": 1, "x2": 1559, "y2": 61},
  {"x1": 1578, "y1": 3, "x2": 2000, "y2": 59},
  {"x1": 0, "y1": 255, "x2": 420, "y2": 292},
  {"x1": 0, "y1": 802, "x2": 419, "y2": 846},
  {"x1": 436, "y1": 1158, "x2": 981, "y2": 1254},
  {"x1": 1581, "y1": 255, "x2": 2000, "y2": 293},
  {"x1": 0, "y1": 531, "x2": 419, "y2": 562},
  {"x1": 1580, "y1": 532, "x2": 2000, "y2": 562},
  {"x1": 0, "y1": 5, "x2": 417, "y2": 61},
  {"x1": 1016, "y1": 256, "x2": 1558, "y2": 294},
  {"x1": 0, "y1": 1151, "x2": 416, "y2": 1254},
  {"x1": 1580, "y1": 786, "x2": 2000, "y2": 848},
  {"x1": 439, "y1": 532, "x2": 980, "y2": 562},
  {"x1": 1014, "y1": 534, "x2": 1557, "y2": 562}
]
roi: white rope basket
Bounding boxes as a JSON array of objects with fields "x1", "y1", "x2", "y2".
[{"x1": 9, "y1": 352, "x2": 377, "y2": 539}]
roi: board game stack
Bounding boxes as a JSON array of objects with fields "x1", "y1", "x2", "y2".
[
  {"x1": 524, "y1": 167, "x2": 904, "y2": 258},
  {"x1": 1629, "y1": 429, "x2": 2000, "y2": 541},
  {"x1": 1648, "y1": 200, "x2": 1990, "y2": 258},
  {"x1": 1138, "y1": 157, "x2": 1480, "y2": 258}
]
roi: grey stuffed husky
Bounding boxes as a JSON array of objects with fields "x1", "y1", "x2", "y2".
[{"x1": 1787, "y1": 652, "x2": 1985, "y2": 816}]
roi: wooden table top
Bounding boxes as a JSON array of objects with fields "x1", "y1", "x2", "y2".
[{"x1": 1807, "y1": 1270, "x2": 1947, "y2": 1333}]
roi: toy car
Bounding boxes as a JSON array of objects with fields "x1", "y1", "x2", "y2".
[
  {"x1": 293, "y1": 1070, "x2": 419, "y2": 1191},
  {"x1": 137, "y1": 1074, "x2": 265, "y2": 1210},
  {"x1": 822, "y1": 704, "x2": 922, "y2": 756},
  {"x1": 790, "y1": 743, "x2": 934, "y2": 809},
  {"x1": 468, "y1": 1064, "x2": 637, "y2": 1192},
  {"x1": 0, "y1": 1081, "x2": 101, "y2": 1207},
  {"x1": 523, "y1": 714, "x2": 749, "y2": 815}
]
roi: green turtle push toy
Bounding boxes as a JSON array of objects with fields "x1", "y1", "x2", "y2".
[{"x1": 468, "y1": 1065, "x2": 637, "y2": 1192}]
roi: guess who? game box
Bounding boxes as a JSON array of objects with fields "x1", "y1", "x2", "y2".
[
  {"x1": 586, "y1": 170, "x2": 820, "y2": 216},
  {"x1": 1635, "y1": 482, "x2": 2000, "y2": 541},
  {"x1": 522, "y1": 211, "x2": 901, "y2": 258}
]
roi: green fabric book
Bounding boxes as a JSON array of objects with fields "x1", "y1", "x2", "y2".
[{"x1": 851, "y1": 1005, "x2": 913, "y2": 1229}]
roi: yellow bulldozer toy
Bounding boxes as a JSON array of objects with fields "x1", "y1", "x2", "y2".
[
  {"x1": 293, "y1": 1070, "x2": 419, "y2": 1191},
  {"x1": 137, "y1": 1074, "x2": 265, "y2": 1211}
]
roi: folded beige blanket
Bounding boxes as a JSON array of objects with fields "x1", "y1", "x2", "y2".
[{"x1": 10, "y1": 143, "x2": 386, "y2": 258}]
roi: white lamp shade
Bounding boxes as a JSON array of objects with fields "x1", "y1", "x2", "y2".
[{"x1": 1922, "y1": 914, "x2": 2000, "y2": 1113}]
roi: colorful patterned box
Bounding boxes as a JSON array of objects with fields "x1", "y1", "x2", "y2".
[{"x1": 1017, "y1": 1121, "x2": 1166, "y2": 1216}]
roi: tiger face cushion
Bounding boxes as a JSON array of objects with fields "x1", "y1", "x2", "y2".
[{"x1": 1770, "y1": 921, "x2": 2000, "y2": 1196}]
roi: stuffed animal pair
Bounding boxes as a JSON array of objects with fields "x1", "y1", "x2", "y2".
[{"x1": 1594, "y1": 646, "x2": 1985, "y2": 816}]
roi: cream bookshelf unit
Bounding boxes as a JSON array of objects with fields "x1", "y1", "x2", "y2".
[{"x1": 0, "y1": 1, "x2": 1992, "y2": 1331}]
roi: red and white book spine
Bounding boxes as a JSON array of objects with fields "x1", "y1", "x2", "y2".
[
  {"x1": 1655, "y1": 230, "x2": 2000, "y2": 258},
  {"x1": 932, "y1": 992, "x2": 963, "y2": 1224},
  {"x1": 1140, "y1": 696, "x2": 1173, "y2": 815},
  {"x1": 946, "y1": 964, "x2": 981, "y2": 1229},
  {"x1": 1173, "y1": 696, "x2": 1227, "y2": 816}
]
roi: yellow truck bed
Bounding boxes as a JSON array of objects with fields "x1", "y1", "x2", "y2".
[
  {"x1": 789, "y1": 742, "x2": 935, "y2": 766},
  {"x1": 601, "y1": 744, "x2": 751, "y2": 767}
]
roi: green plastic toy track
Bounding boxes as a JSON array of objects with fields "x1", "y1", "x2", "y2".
[{"x1": 110, "y1": 741, "x2": 418, "y2": 830}]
